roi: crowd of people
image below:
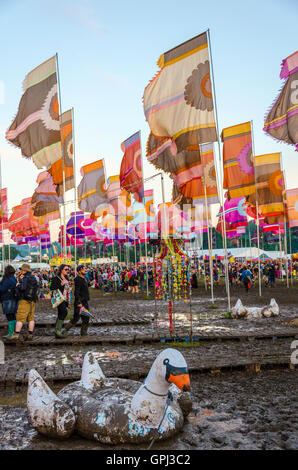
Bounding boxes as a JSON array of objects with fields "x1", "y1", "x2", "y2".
[{"x1": 0, "y1": 258, "x2": 296, "y2": 342}]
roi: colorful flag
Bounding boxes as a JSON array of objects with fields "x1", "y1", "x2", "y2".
[
  {"x1": 92, "y1": 175, "x2": 132, "y2": 221},
  {"x1": 247, "y1": 153, "x2": 284, "y2": 218},
  {"x1": 8, "y1": 197, "x2": 40, "y2": 238},
  {"x1": 264, "y1": 51, "x2": 298, "y2": 150},
  {"x1": 222, "y1": 195, "x2": 248, "y2": 228},
  {"x1": 66, "y1": 211, "x2": 85, "y2": 245},
  {"x1": 78, "y1": 159, "x2": 106, "y2": 212},
  {"x1": 31, "y1": 171, "x2": 61, "y2": 222},
  {"x1": 180, "y1": 142, "x2": 218, "y2": 205},
  {"x1": 143, "y1": 32, "x2": 217, "y2": 151},
  {"x1": 120, "y1": 131, "x2": 143, "y2": 202},
  {"x1": 0, "y1": 188, "x2": 8, "y2": 228},
  {"x1": 146, "y1": 132, "x2": 203, "y2": 206},
  {"x1": 6, "y1": 56, "x2": 61, "y2": 169},
  {"x1": 222, "y1": 121, "x2": 255, "y2": 198},
  {"x1": 286, "y1": 188, "x2": 298, "y2": 227},
  {"x1": 49, "y1": 109, "x2": 74, "y2": 196}
]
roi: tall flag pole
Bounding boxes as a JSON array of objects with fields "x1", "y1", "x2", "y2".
[
  {"x1": 280, "y1": 155, "x2": 289, "y2": 288},
  {"x1": 0, "y1": 155, "x2": 4, "y2": 269},
  {"x1": 139, "y1": 131, "x2": 149, "y2": 296},
  {"x1": 207, "y1": 29, "x2": 231, "y2": 311},
  {"x1": 250, "y1": 120, "x2": 262, "y2": 296},
  {"x1": 199, "y1": 144, "x2": 214, "y2": 303},
  {"x1": 71, "y1": 107, "x2": 78, "y2": 273},
  {"x1": 55, "y1": 53, "x2": 67, "y2": 257}
]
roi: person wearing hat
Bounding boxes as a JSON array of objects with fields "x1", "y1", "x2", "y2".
[
  {"x1": 8, "y1": 264, "x2": 38, "y2": 341},
  {"x1": 64, "y1": 265, "x2": 90, "y2": 336}
]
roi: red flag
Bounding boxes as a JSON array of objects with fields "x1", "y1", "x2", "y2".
[{"x1": 120, "y1": 131, "x2": 144, "y2": 202}]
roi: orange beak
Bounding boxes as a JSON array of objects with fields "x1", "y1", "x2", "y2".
[{"x1": 168, "y1": 373, "x2": 190, "y2": 392}]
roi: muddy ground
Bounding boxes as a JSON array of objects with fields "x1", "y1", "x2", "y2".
[
  {"x1": 0, "y1": 281, "x2": 297, "y2": 450},
  {"x1": 0, "y1": 369, "x2": 297, "y2": 450}
]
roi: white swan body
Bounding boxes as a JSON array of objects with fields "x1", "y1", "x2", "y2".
[
  {"x1": 231, "y1": 298, "x2": 279, "y2": 319},
  {"x1": 27, "y1": 349, "x2": 191, "y2": 444}
]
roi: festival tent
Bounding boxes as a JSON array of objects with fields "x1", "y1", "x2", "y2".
[{"x1": 192, "y1": 248, "x2": 289, "y2": 260}]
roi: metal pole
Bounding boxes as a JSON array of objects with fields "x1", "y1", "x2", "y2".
[
  {"x1": 250, "y1": 120, "x2": 262, "y2": 296},
  {"x1": 0, "y1": 154, "x2": 5, "y2": 271},
  {"x1": 280, "y1": 156, "x2": 289, "y2": 288},
  {"x1": 55, "y1": 53, "x2": 67, "y2": 257},
  {"x1": 200, "y1": 144, "x2": 214, "y2": 303},
  {"x1": 160, "y1": 174, "x2": 168, "y2": 239},
  {"x1": 139, "y1": 130, "x2": 149, "y2": 296},
  {"x1": 71, "y1": 107, "x2": 78, "y2": 275},
  {"x1": 207, "y1": 29, "x2": 230, "y2": 311},
  {"x1": 134, "y1": 227, "x2": 137, "y2": 266}
]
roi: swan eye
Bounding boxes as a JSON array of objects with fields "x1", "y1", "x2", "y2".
[{"x1": 163, "y1": 359, "x2": 169, "y2": 365}]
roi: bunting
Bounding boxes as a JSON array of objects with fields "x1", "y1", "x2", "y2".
[{"x1": 6, "y1": 56, "x2": 61, "y2": 169}]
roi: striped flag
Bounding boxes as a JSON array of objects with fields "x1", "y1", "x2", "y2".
[{"x1": 120, "y1": 131, "x2": 144, "y2": 203}]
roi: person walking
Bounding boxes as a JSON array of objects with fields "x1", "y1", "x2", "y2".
[
  {"x1": 0, "y1": 265, "x2": 18, "y2": 339},
  {"x1": 8, "y1": 264, "x2": 38, "y2": 341},
  {"x1": 268, "y1": 263, "x2": 276, "y2": 288},
  {"x1": 64, "y1": 265, "x2": 90, "y2": 336},
  {"x1": 50, "y1": 264, "x2": 71, "y2": 338},
  {"x1": 240, "y1": 266, "x2": 254, "y2": 293}
]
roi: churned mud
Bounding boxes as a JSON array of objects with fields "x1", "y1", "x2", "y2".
[
  {"x1": 0, "y1": 282, "x2": 297, "y2": 450},
  {"x1": 0, "y1": 369, "x2": 297, "y2": 450}
]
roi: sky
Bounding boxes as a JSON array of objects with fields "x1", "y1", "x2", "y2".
[{"x1": 0, "y1": 0, "x2": 297, "y2": 224}]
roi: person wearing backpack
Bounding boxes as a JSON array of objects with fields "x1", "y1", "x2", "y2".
[
  {"x1": 8, "y1": 264, "x2": 38, "y2": 341},
  {"x1": 240, "y1": 265, "x2": 254, "y2": 293},
  {"x1": 0, "y1": 265, "x2": 18, "y2": 338}
]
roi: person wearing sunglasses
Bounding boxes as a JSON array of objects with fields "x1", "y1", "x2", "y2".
[
  {"x1": 50, "y1": 264, "x2": 71, "y2": 338},
  {"x1": 64, "y1": 265, "x2": 90, "y2": 336}
]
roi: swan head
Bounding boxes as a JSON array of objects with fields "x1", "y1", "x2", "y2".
[{"x1": 150, "y1": 348, "x2": 190, "y2": 392}]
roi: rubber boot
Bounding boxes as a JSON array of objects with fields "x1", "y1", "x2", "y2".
[
  {"x1": 80, "y1": 323, "x2": 88, "y2": 336},
  {"x1": 64, "y1": 321, "x2": 75, "y2": 332},
  {"x1": 55, "y1": 319, "x2": 68, "y2": 338},
  {"x1": 7, "y1": 331, "x2": 19, "y2": 341},
  {"x1": 3, "y1": 320, "x2": 16, "y2": 339}
]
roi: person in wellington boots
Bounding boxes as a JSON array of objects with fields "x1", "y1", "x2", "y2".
[
  {"x1": 64, "y1": 265, "x2": 90, "y2": 336},
  {"x1": 8, "y1": 264, "x2": 38, "y2": 341},
  {"x1": 0, "y1": 265, "x2": 18, "y2": 339},
  {"x1": 50, "y1": 264, "x2": 71, "y2": 338}
]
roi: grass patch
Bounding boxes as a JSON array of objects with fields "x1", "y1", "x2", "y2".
[
  {"x1": 224, "y1": 311, "x2": 233, "y2": 319},
  {"x1": 208, "y1": 304, "x2": 218, "y2": 309}
]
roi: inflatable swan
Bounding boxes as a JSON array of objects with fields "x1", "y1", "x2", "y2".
[
  {"x1": 27, "y1": 348, "x2": 192, "y2": 444},
  {"x1": 231, "y1": 298, "x2": 279, "y2": 319}
]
